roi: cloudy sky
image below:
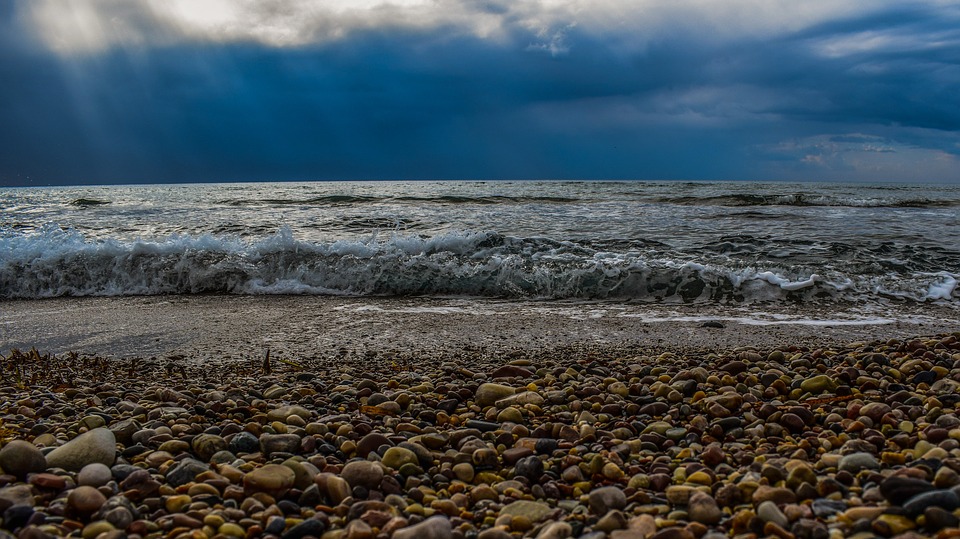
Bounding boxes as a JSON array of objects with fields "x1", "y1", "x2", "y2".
[{"x1": 1, "y1": 1, "x2": 959, "y2": 186}]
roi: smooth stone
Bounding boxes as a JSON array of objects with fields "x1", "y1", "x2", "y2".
[
  {"x1": 317, "y1": 473, "x2": 351, "y2": 504},
  {"x1": 452, "y1": 462, "x2": 475, "y2": 483},
  {"x1": 392, "y1": 515, "x2": 453, "y2": 539},
  {"x1": 166, "y1": 458, "x2": 210, "y2": 487},
  {"x1": 838, "y1": 452, "x2": 879, "y2": 473},
  {"x1": 495, "y1": 391, "x2": 545, "y2": 408},
  {"x1": 790, "y1": 518, "x2": 828, "y2": 539},
  {"x1": 880, "y1": 476, "x2": 936, "y2": 505},
  {"x1": 77, "y1": 463, "x2": 113, "y2": 487},
  {"x1": 752, "y1": 485, "x2": 797, "y2": 506},
  {"x1": 244, "y1": 464, "x2": 296, "y2": 495},
  {"x1": 191, "y1": 434, "x2": 227, "y2": 461},
  {"x1": 665, "y1": 485, "x2": 699, "y2": 505},
  {"x1": 687, "y1": 491, "x2": 722, "y2": 525},
  {"x1": 0, "y1": 440, "x2": 47, "y2": 480},
  {"x1": 800, "y1": 375, "x2": 836, "y2": 394},
  {"x1": 924, "y1": 506, "x2": 960, "y2": 531},
  {"x1": 267, "y1": 405, "x2": 312, "y2": 422},
  {"x1": 228, "y1": 431, "x2": 260, "y2": 454},
  {"x1": 501, "y1": 500, "x2": 554, "y2": 522},
  {"x1": 44, "y1": 428, "x2": 116, "y2": 472},
  {"x1": 281, "y1": 518, "x2": 327, "y2": 539},
  {"x1": 381, "y1": 447, "x2": 418, "y2": 470},
  {"x1": 497, "y1": 407, "x2": 524, "y2": 423},
  {"x1": 491, "y1": 365, "x2": 534, "y2": 379},
  {"x1": 902, "y1": 489, "x2": 959, "y2": 516},
  {"x1": 68, "y1": 485, "x2": 107, "y2": 515},
  {"x1": 0, "y1": 485, "x2": 35, "y2": 510},
  {"x1": 341, "y1": 460, "x2": 384, "y2": 489},
  {"x1": 589, "y1": 486, "x2": 627, "y2": 514},
  {"x1": 260, "y1": 433, "x2": 301, "y2": 456},
  {"x1": 872, "y1": 513, "x2": 915, "y2": 536},
  {"x1": 536, "y1": 521, "x2": 572, "y2": 539},
  {"x1": 476, "y1": 383, "x2": 517, "y2": 406},
  {"x1": 108, "y1": 419, "x2": 139, "y2": 445},
  {"x1": 757, "y1": 500, "x2": 789, "y2": 528},
  {"x1": 595, "y1": 510, "x2": 629, "y2": 533},
  {"x1": 356, "y1": 433, "x2": 391, "y2": 458},
  {"x1": 81, "y1": 520, "x2": 116, "y2": 539}
]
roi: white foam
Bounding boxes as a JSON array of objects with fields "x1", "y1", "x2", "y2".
[{"x1": 1, "y1": 226, "x2": 957, "y2": 307}]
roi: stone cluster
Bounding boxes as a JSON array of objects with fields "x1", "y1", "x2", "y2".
[{"x1": 0, "y1": 334, "x2": 959, "y2": 539}]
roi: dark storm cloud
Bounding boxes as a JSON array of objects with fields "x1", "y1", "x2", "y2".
[{"x1": 1, "y1": 2, "x2": 958, "y2": 185}]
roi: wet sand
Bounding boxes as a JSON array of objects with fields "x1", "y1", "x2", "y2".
[{"x1": 1, "y1": 295, "x2": 956, "y2": 362}]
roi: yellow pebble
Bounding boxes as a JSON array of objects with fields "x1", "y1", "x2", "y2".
[
  {"x1": 165, "y1": 494, "x2": 192, "y2": 513},
  {"x1": 203, "y1": 515, "x2": 225, "y2": 528},
  {"x1": 218, "y1": 523, "x2": 246, "y2": 537}
]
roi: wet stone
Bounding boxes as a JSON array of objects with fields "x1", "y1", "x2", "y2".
[
  {"x1": 44, "y1": 428, "x2": 116, "y2": 472},
  {"x1": 589, "y1": 486, "x2": 627, "y2": 515}
]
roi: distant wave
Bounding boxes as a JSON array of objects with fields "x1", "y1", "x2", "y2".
[
  {"x1": 1, "y1": 226, "x2": 956, "y2": 304},
  {"x1": 69, "y1": 198, "x2": 111, "y2": 206},
  {"x1": 219, "y1": 195, "x2": 581, "y2": 206},
  {"x1": 660, "y1": 194, "x2": 960, "y2": 208}
]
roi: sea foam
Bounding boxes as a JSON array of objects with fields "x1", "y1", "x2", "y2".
[{"x1": 1, "y1": 226, "x2": 956, "y2": 304}]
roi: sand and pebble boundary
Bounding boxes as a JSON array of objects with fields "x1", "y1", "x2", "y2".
[{"x1": 0, "y1": 296, "x2": 959, "y2": 538}]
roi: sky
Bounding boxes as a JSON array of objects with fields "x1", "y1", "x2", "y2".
[{"x1": 1, "y1": 1, "x2": 959, "y2": 186}]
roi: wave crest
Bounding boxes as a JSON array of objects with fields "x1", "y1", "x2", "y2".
[{"x1": 1, "y1": 227, "x2": 956, "y2": 303}]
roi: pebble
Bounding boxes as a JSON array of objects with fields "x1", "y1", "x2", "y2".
[
  {"x1": 67, "y1": 485, "x2": 107, "y2": 515},
  {"x1": 589, "y1": 486, "x2": 627, "y2": 514},
  {"x1": 757, "y1": 500, "x2": 789, "y2": 528},
  {"x1": 475, "y1": 383, "x2": 516, "y2": 406},
  {"x1": 501, "y1": 500, "x2": 554, "y2": 522},
  {"x1": 0, "y1": 440, "x2": 47, "y2": 480},
  {"x1": 687, "y1": 491, "x2": 722, "y2": 525},
  {"x1": 341, "y1": 460, "x2": 384, "y2": 489},
  {"x1": 0, "y1": 333, "x2": 956, "y2": 539},
  {"x1": 392, "y1": 515, "x2": 453, "y2": 539},
  {"x1": 243, "y1": 463, "x2": 296, "y2": 496},
  {"x1": 838, "y1": 452, "x2": 879, "y2": 473},
  {"x1": 44, "y1": 428, "x2": 116, "y2": 472},
  {"x1": 76, "y1": 462, "x2": 113, "y2": 487}
]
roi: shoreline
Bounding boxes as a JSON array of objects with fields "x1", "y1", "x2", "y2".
[
  {"x1": 1, "y1": 295, "x2": 957, "y2": 362},
  {"x1": 1, "y1": 324, "x2": 960, "y2": 538}
]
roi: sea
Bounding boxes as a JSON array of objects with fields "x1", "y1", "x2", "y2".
[{"x1": 1, "y1": 181, "x2": 958, "y2": 309}]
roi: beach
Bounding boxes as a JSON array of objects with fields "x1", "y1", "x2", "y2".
[
  {"x1": 2, "y1": 296, "x2": 960, "y2": 538},
  {"x1": 2, "y1": 296, "x2": 957, "y2": 362}
]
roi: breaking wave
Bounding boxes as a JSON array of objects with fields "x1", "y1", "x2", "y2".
[{"x1": 1, "y1": 226, "x2": 956, "y2": 304}]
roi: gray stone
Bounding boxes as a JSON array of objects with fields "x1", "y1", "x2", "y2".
[
  {"x1": 0, "y1": 440, "x2": 47, "y2": 480},
  {"x1": 392, "y1": 515, "x2": 453, "y2": 539},
  {"x1": 838, "y1": 452, "x2": 879, "y2": 473},
  {"x1": 259, "y1": 433, "x2": 301, "y2": 456},
  {"x1": 903, "y1": 489, "x2": 959, "y2": 516},
  {"x1": 45, "y1": 428, "x2": 116, "y2": 472},
  {"x1": 192, "y1": 434, "x2": 227, "y2": 461},
  {"x1": 165, "y1": 458, "x2": 209, "y2": 487},
  {"x1": 280, "y1": 518, "x2": 326, "y2": 539},
  {"x1": 108, "y1": 419, "x2": 140, "y2": 446},
  {"x1": 501, "y1": 500, "x2": 554, "y2": 522},
  {"x1": 341, "y1": 460, "x2": 384, "y2": 489},
  {"x1": 757, "y1": 500, "x2": 789, "y2": 528},
  {"x1": 589, "y1": 486, "x2": 627, "y2": 514},
  {"x1": 536, "y1": 521, "x2": 572, "y2": 539},
  {"x1": 687, "y1": 491, "x2": 722, "y2": 525},
  {"x1": 228, "y1": 431, "x2": 260, "y2": 454},
  {"x1": 77, "y1": 463, "x2": 113, "y2": 487}
]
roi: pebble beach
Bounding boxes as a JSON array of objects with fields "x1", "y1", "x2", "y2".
[{"x1": 3, "y1": 328, "x2": 960, "y2": 539}]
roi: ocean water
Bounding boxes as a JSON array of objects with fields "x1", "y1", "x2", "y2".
[{"x1": 1, "y1": 181, "x2": 958, "y2": 306}]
